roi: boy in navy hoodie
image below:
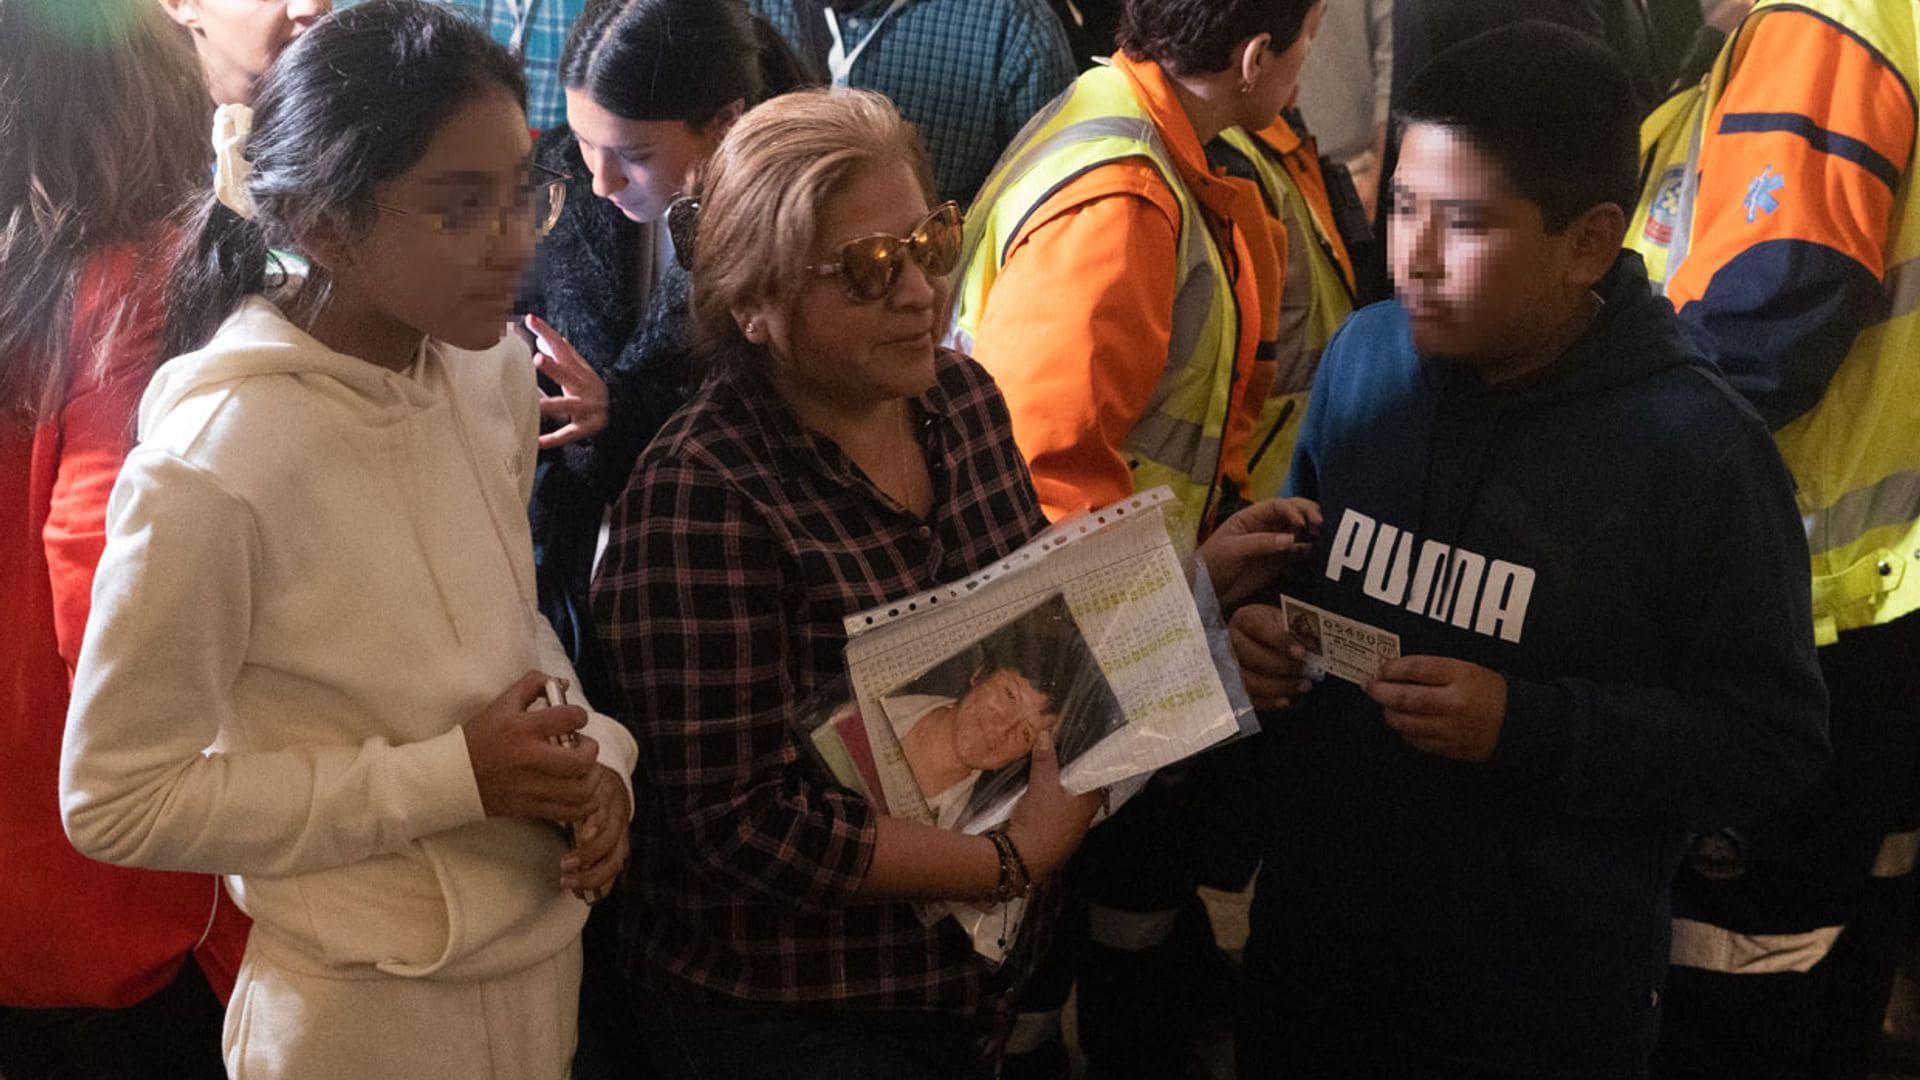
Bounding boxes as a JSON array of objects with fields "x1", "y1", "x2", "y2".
[{"x1": 1203, "y1": 22, "x2": 1830, "y2": 1079}]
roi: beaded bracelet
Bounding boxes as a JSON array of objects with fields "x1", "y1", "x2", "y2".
[{"x1": 984, "y1": 825, "x2": 1034, "y2": 904}]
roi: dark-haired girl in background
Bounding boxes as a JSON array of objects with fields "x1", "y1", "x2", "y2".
[
  {"x1": 0, "y1": 3, "x2": 250, "y2": 1076},
  {"x1": 523, "y1": 0, "x2": 817, "y2": 716},
  {"x1": 58, "y1": 2, "x2": 637, "y2": 1074}
]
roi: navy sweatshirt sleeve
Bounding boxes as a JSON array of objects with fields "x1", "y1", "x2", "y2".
[{"x1": 1493, "y1": 387, "x2": 1829, "y2": 831}]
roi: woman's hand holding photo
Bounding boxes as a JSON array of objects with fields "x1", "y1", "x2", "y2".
[{"x1": 1004, "y1": 729, "x2": 1103, "y2": 882}]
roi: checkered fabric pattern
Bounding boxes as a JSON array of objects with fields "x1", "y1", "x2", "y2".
[
  {"x1": 750, "y1": 0, "x2": 1077, "y2": 204},
  {"x1": 337, "y1": 0, "x2": 586, "y2": 129},
  {"x1": 592, "y1": 348, "x2": 1048, "y2": 1008},
  {"x1": 453, "y1": 0, "x2": 584, "y2": 130}
]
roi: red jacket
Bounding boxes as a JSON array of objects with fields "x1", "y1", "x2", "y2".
[{"x1": 1, "y1": 243, "x2": 250, "y2": 1008}]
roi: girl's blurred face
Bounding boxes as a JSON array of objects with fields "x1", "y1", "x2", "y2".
[
  {"x1": 328, "y1": 89, "x2": 540, "y2": 352},
  {"x1": 565, "y1": 89, "x2": 731, "y2": 223}
]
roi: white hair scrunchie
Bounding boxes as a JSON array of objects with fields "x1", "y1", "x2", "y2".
[{"x1": 212, "y1": 103, "x2": 258, "y2": 220}]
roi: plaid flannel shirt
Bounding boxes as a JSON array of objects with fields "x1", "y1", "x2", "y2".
[
  {"x1": 333, "y1": 0, "x2": 583, "y2": 128},
  {"x1": 439, "y1": 0, "x2": 585, "y2": 130},
  {"x1": 592, "y1": 349, "x2": 1049, "y2": 1009},
  {"x1": 749, "y1": 0, "x2": 1076, "y2": 204}
]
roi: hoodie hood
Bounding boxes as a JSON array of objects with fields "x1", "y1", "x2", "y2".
[
  {"x1": 1395, "y1": 252, "x2": 1715, "y2": 544},
  {"x1": 134, "y1": 296, "x2": 538, "y2": 649},
  {"x1": 140, "y1": 297, "x2": 441, "y2": 438},
  {"x1": 1421, "y1": 251, "x2": 1708, "y2": 414}
]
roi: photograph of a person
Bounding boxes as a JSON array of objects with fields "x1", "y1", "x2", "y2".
[
  {"x1": 1285, "y1": 600, "x2": 1325, "y2": 657},
  {"x1": 881, "y1": 593, "x2": 1125, "y2": 833}
]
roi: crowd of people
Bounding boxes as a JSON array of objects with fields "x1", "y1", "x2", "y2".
[{"x1": 1, "y1": 1, "x2": 1915, "y2": 1079}]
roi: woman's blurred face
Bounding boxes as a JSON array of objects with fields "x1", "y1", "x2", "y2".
[
  {"x1": 161, "y1": 0, "x2": 329, "y2": 104},
  {"x1": 1237, "y1": 0, "x2": 1325, "y2": 132},
  {"x1": 565, "y1": 89, "x2": 731, "y2": 223},
  {"x1": 742, "y1": 159, "x2": 948, "y2": 411}
]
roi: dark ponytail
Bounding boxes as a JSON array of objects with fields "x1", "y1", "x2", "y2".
[
  {"x1": 163, "y1": 0, "x2": 527, "y2": 357},
  {"x1": 163, "y1": 201, "x2": 273, "y2": 361},
  {"x1": 561, "y1": 0, "x2": 814, "y2": 127},
  {"x1": 751, "y1": 14, "x2": 824, "y2": 97}
]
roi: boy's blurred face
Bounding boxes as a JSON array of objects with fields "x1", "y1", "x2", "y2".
[{"x1": 1388, "y1": 123, "x2": 1581, "y2": 374}]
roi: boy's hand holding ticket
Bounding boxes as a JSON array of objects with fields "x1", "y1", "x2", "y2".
[
  {"x1": 1226, "y1": 604, "x2": 1316, "y2": 711},
  {"x1": 1264, "y1": 597, "x2": 1506, "y2": 761},
  {"x1": 1278, "y1": 595, "x2": 1401, "y2": 686},
  {"x1": 1366, "y1": 656, "x2": 1509, "y2": 763}
]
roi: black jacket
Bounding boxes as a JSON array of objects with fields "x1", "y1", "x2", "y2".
[
  {"x1": 1245, "y1": 255, "x2": 1829, "y2": 1077},
  {"x1": 524, "y1": 125, "x2": 695, "y2": 711}
]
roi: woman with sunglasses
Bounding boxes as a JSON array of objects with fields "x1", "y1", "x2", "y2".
[
  {"x1": 591, "y1": 88, "x2": 1102, "y2": 1079},
  {"x1": 60, "y1": 4, "x2": 637, "y2": 1074},
  {"x1": 521, "y1": 0, "x2": 815, "y2": 716}
]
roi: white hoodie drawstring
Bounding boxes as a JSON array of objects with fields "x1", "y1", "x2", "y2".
[
  {"x1": 435, "y1": 345, "x2": 538, "y2": 612},
  {"x1": 397, "y1": 379, "x2": 468, "y2": 645}
]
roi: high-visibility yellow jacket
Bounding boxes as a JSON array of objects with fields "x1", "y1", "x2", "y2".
[
  {"x1": 1217, "y1": 117, "x2": 1358, "y2": 499},
  {"x1": 1626, "y1": 0, "x2": 1920, "y2": 644},
  {"x1": 948, "y1": 54, "x2": 1281, "y2": 551}
]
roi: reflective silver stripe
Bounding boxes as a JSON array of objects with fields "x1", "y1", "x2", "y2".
[
  {"x1": 1270, "y1": 198, "x2": 1315, "y2": 393},
  {"x1": 1125, "y1": 412, "x2": 1220, "y2": 485},
  {"x1": 1669, "y1": 917, "x2": 1843, "y2": 975},
  {"x1": 1803, "y1": 468, "x2": 1920, "y2": 555},
  {"x1": 1285, "y1": 346, "x2": 1325, "y2": 394},
  {"x1": 1151, "y1": 248, "x2": 1219, "y2": 401},
  {"x1": 1886, "y1": 256, "x2": 1920, "y2": 322},
  {"x1": 1874, "y1": 830, "x2": 1920, "y2": 879},
  {"x1": 960, "y1": 114, "x2": 1160, "y2": 275},
  {"x1": 1087, "y1": 905, "x2": 1181, "y2": 951},
  {"x1": 1123, "y1": 156, "x2": 1225, "y2": 485},
  {"x1": 1004, "y1": 1009, "x2": 1063, "y2": 1055},
  {"x1": 968, "y1": 84, "x2": 1075, "y2": 215}
]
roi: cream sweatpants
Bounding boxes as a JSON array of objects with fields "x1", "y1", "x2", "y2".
[{"x1": 222, "y1": 937, "x2": 582, "y2": 1079}]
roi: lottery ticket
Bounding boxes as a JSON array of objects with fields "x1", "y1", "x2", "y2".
[{"x1": 1279, "y1": 595, "x2": 1401, "y2": 686}]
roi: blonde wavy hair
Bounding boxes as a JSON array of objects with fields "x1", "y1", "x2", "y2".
[{"x1": 688, "y1": 88, "x2": 938, "y2": 357}]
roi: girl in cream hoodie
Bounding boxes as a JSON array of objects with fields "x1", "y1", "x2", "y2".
[{"x1": 58, "y1": 3, "x2": 636, "y2": 1076}]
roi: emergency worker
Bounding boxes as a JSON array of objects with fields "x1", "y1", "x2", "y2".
[
  {"x1": 948, "y1": 2, "x2": 1324, "y2": 1074},
  {"x1": 1213, "y1": 106, "x2": 1363, "y2": 496},
  {"x1": 949, "y1": 0, "x2": 1324, "y2": 554},
  {"x1": 1626, "y1": 3, "x2": 1920, "y2": 1075}
]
